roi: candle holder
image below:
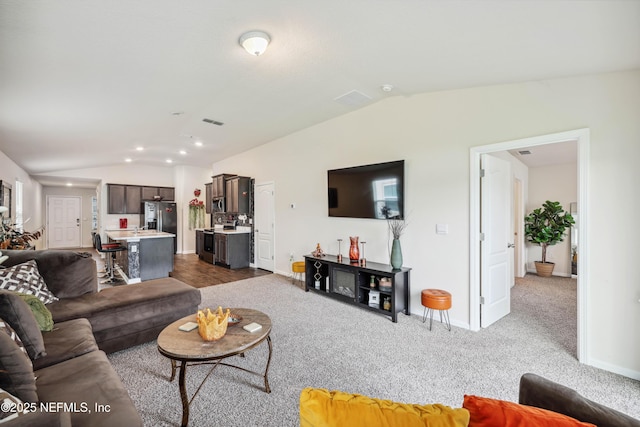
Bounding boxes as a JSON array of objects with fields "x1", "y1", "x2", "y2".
[
  {"x1": 360, "y1": 241, "x2": 366, "y2": 266},
  {"x1": 337, "y1": 238, "x2": 343, "y2": 262}
]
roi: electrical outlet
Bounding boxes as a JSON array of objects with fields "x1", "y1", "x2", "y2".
[{"x1": 289, "y1": 253, "x2": 294, "y2": 262}]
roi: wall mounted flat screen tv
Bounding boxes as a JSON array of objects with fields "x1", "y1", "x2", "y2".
[{"x1": 328, "y1": 160, "x2": 404, "y2": 219}]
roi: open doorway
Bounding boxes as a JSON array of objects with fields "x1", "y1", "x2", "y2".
[{"x1": 469, "y1": 128, "x2": 589, "y2": 362}]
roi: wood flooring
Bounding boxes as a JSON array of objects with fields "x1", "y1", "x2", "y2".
[{"x1": 73, "y1": 248, "x2": 272, "y2": 289}]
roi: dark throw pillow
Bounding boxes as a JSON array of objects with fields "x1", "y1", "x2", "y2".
[
  {"x1": 0, "y1": 331, "x2": 38, "y2": 403},
  {"x1": 0, "y1": 290, "x2": 46, "y2": 360}
]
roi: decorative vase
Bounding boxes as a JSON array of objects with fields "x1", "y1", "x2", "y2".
[
  {"x1": 390, "y1": 238, "x2": 403, "y2": 269},
  {"x1": 349, "y1": 236, "x2": 359, "y2": 262}
]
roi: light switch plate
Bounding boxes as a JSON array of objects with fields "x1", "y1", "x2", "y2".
[{"x1": 436, "y1": 224, "x2": 449, "y2": 235}]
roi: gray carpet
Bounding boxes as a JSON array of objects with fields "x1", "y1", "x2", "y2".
[{"x1": 108, "y1": 274, "x2": 640, "y2": 426}]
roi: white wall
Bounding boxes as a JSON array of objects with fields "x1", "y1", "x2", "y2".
[
  {"x1": 0, "y1": 150, "x2": 44, "y2": 248},
  {"x1": 212, "y1": 69, "x2": 640, "y2": 378},
  {"x1": 526, "y1": 163, "x2": 577, "y2": 276}
]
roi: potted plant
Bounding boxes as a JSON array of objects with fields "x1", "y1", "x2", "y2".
[
  {"x1": 0, "y1": 206, "x2": 44, "y2": 249},
  {"x1": 524, "y1": 200, "x2": 575, "y2": 277}
]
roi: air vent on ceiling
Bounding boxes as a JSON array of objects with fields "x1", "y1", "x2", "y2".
[
  {"x1": 203, "y1": 118, "x2": 224, "y2": 126},
  {"x1": 518, "y1": 150, "x2": 532, "y2": 155},
  {"x1": 334, "y1": 90, "x2": 372, "y2": 107}
]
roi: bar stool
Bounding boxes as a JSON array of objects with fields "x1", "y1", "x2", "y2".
[
  {"x1": 94, "y1": 234, "x2": 126, "y2": 285},
  {"x1": 291, "y1": 261, "x2": 305, "y2": 285},
  {"x1": 421, "y1": 289, "x2": 452, "y2": 331}
]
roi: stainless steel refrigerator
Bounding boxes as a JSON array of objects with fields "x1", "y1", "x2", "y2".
[{"x1": 141, "y1": 201, "x2": 177, "y2": 253}]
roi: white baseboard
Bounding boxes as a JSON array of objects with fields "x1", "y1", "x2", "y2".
[
  {"x1": 525, "y1": 268, "x2": 572, "y2": 278},
  {"x1": 587, "y1": 357, "x2": 640, "y2": 381}
]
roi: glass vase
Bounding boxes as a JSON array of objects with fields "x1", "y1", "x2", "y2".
[{"x1": 349, "y1": 236, "x2": 359, "y2": 262}]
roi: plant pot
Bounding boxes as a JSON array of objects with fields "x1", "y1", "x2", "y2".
[{"x1": 534, "y1": 261, "x2": 555, "y2": 277}]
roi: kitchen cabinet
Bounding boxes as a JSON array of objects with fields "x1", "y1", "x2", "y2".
[
  {"x1": 212, "y1": 174, "x2": 236, "y2": 199},
  {"x1": 141, "y1": 186, "x2": 175, "y2": 201},
  {"x1": 215, "y1": 232, "x2": 249, "y2": 269},
  {"x1": 224, "y1": 176, "x2": 250, "y2": 214},
  {"x1": 205, "y1": 183, "x2": 213, "y2": 214},
  {"x1": 108, "y1": 184, "x2": 142, "y2": 214}
]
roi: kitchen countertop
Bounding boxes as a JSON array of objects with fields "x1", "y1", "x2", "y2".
[
  {"x1": 197, "y1": 226, "x2": 252, "y2": 235},
  {"x1": 106, "y1": 230, "x2": 176, "y2": 241}
]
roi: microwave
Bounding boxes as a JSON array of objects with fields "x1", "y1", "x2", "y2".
[{"x1": 212, "y1": 198, "x2": 225, "y2": 213}]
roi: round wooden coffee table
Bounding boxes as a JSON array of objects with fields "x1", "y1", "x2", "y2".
[{"x1": 157, "y1": 308, "x2": 272, "y2": 427}]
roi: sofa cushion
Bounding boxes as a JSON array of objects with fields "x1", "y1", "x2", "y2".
[
  {"x1": 463, "y1": 395, "x2": 596, "y2": 427},
  {"x1": 13, "y1": 291, "x2": 54, "y2": 331},
  {"x1": 300, "y1": 388, "x2": 470, "y2": 427},
  {"x1": 519, "y1": 373, "x2": 640, "y2": 427},
  {"x1": 0, "y1": 260, "x2": 58, "y2": 304},
  {"x1": 35, "y1": 350, "x2": 143, "y2": 427},
  {"x1": 0, "y1": 317, "x2": 26, "y2": 355},
  {"x1": 0, "y1": 290, "x2": 46, "y2": 360},
  {"x1": 47, "y1": 278, "x2": 201, "y2": 353},
  {"x1": 0, "y1": 332, "x2": 38, "y2": 404},
  {"x1": 33, "y1": 318, "x2": 99, "y2": 371},
  {"x1": 1, "y1": 250, "x2": 97, "y2": 299}
]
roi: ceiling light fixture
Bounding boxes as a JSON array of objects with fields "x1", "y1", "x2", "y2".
[
  {"x1": 125, "y1": 158, "x2": 132, "y2": 162},
  {"x1": 179, "y1": 150, "x2": 187, "y2": 155},
  {"x1": 194, "y1": 141, "x2": 203, "y2": 147},
  {"x1": 136, "y1": 146, "x2": 144, "y2": 151},
  {"x1": 166, "y1": 159, "x2": 173, "y2": 164},
  {"x1": 239, "y1": 31, "x2": 270, "y2": 56}
]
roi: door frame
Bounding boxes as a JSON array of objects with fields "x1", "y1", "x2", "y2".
[{"x1": 469, "y1": 128, "x2": 589, "y2": 363}]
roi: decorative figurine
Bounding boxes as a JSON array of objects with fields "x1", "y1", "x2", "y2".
[{"x1": 311, "y1": 243, "x2": 325, "y2": 257}]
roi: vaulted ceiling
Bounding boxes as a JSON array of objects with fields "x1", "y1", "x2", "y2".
[{"x1": 1, "y1": 1, "x2": 638, "y2": 178}]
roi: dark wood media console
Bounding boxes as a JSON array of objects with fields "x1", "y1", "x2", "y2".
[{"x1": 304, "y1": 255, "x2": 411, "y2": 322}]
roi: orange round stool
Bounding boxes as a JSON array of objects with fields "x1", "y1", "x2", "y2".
[
  {"x1": 421, "y1": 289, "x2": 452, "y2": 331},
  {"x1": 291, "y1": 261, "x2": 305, "y2": 285}
]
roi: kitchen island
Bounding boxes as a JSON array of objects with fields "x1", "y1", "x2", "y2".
[{"x1": 106, "y1": 230, "x2": 175, "y2": 284}]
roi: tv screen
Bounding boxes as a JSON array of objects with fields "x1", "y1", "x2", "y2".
[{"x1": 328, "y1": 160, "x2": 404, "y2": 219}]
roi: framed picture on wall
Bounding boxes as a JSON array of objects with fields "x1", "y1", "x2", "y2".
[{"x1": 0, "y1": 180, "x2": 11, "y2": 221}]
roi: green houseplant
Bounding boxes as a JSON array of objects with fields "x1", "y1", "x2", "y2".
[{"x1": 524, "y1": 200, "x2": 575, "y2": 277}]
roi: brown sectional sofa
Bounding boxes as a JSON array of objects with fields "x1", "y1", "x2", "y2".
[{"x1": 1, "y1": 249, "x2": 201, "y2": 426}]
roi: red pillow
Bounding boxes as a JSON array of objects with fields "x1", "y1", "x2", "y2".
[{"x1": 463, "y1": 395, "x2": 596, "y2": 427}]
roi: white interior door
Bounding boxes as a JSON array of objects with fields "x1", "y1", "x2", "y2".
[
  {"x1": 255, "y1": 182, "x2": 275, "y2": 272},
  {"x1": 48, "y1": 196, "x2": 81, "y2": 249},
  {"x1": 480, "y1": 154, "x2": 513, "y2": 327}
]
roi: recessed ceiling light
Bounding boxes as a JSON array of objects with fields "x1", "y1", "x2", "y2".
[
  {"x1": 194, "y1": 141, "x2": 203, "y2": 147},
  {"x1": 179, "y1": 150, "x2": 187, "y2": 155},
  {"x1": 66, "y1": 183, "x2": 73, "y2": 187},
  {"x1": 136, "y1": 146, "x2": 144, "y2": 151},
  {"x1": 125, "y1": 158, "x2": 132, "y2": 162},
  {"x1": 166, "y1": 159, "x2": 173, "y2": 164}
]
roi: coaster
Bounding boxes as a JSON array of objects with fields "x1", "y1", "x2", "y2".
[{"x1": 243, "y1": 322, "x2": 262, "y2": 333}]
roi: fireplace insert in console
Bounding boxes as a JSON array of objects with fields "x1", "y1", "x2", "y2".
[{"x1": 331, "y1": 267, "x2": 356, "y2": 298}]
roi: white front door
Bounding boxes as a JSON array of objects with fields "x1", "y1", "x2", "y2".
[
  {"x1": 48, "y1": 196, "x2": 81, "y2": 248},
  {"x1": 480, "y1": 154, "x2": 513, "y2": 327},
  {"x1": 255, "y1": 182, "x2": 275, "y2": 272}
]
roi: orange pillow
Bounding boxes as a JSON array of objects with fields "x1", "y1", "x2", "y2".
[{"x1": 463, "y1": 395, "x2": 596, "y2": 427}]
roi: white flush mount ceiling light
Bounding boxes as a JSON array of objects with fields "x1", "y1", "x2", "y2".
[{"x1": 239, "y1": 31, "x2": 270, "y2": 56}]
